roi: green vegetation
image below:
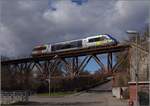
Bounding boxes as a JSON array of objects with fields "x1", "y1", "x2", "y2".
[{"x1": 138, "y1": 91, "x2": 149, "y2": 105}]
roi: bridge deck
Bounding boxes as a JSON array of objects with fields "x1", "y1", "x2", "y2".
[{"x1": 1, "y1": 44, "x2": 130, "y2": 64}]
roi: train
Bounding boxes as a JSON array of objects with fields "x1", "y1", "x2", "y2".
[{"x1": 32, "y1": 34, "x2": 118, "y2": 56}]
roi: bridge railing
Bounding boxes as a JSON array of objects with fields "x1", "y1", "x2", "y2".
[{"x1": 0, "y1": 91, "x2": 29, "y2": 104}]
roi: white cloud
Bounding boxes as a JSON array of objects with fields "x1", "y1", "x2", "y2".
[
  {"x1": 43, "y1": 0, "x2": 111, "y2": 37},
  {"x1": 113, "y1": 0, "x2": 149, "y2": 21},
  {"x1": 43, "y1": 0, "x2": 83, "y2": 25},
  {"x1": 18, "y1": 0, "x2": 35, "y2": 9},
  {"x1": 0, "y1": 0, "x2": 149, "y2": 56},
  {"x1": 0, "y1": 23, "x2": 20, "y2": 56}
]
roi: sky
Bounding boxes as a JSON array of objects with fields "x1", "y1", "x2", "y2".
[{"x1": 0, "y1": 0, "x2": 149, "y2": 57}]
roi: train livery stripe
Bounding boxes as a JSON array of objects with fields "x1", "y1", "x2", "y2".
[
  {"x1": 96, "y1": 40, "x2": 110, "y2": 46},
  {"x1": 107, "y1": 39, "x2": 112, "y2": 42},
  {"x1": 96, "y1": 41, "x2": 101, "y2": 46}
]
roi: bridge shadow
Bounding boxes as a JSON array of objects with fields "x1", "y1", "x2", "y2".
[{"x1": 86, "y1": 80, "x2": 112, "y2": 93}]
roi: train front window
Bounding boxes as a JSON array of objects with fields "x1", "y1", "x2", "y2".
[
  {"x1": 89, "y1": 38, "x2": 99, "y2": 42},
  {"x1": 100, "y1": 36, "x2": 107, "y2": 40},
  {"x1": 88, "y1": 36, "x2": 108, "y2": 43}
]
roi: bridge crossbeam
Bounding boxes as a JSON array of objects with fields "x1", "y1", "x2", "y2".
[{"x1": 1, "y1": 44, "x2": 131, "y2": 79}]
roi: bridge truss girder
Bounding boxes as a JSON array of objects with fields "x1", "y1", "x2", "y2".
[{"x1": 2, "y1": 48, "x2": 130, "y2": 80}]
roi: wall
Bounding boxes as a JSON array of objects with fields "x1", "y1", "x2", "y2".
[
  {"x1": 130, "y1": 45, "x2": 149, "y2": 81},
  {"x1": 112, "y1": 87, "x2": 128, "y2": 99},
  {"x1": 128, "y1": 81, "x2": 149, "y2": 105}
]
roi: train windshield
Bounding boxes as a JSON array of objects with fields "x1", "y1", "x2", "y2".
[{"x1": 88, "y1": 36, "x2": 108, "y2": 43}]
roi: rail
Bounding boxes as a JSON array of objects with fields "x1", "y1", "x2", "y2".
[{"x1": 1, "y1": 44, "x2": 130, "y2": 65}]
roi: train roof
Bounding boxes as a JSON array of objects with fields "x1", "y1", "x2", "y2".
[
  {"x1": 33, "y1": 34, "x2": 116, "y2": 47},
  {"x1": 52, "y1": 34, "x2": 111, "y2": 45},
  {"x1": 52, "y1": 38, "x2": 83, "y2": 45}
]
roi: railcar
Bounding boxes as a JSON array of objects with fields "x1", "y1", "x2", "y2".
[
  {"x1": 51, "y1": 39, "x2": 83, "y2": 52},
  {"x1": 32, "y1": 45, "x2": 49, "y2": 55},
  {"x1": 32, "y1": 34, "x2": 118, "y2": 56}
]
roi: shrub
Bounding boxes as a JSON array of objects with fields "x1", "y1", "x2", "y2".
[{"x1": 138, "y1": 91, "x2": 149, "y2": 105}]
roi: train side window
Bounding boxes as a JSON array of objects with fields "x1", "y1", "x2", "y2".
[
  {"x1": 56, "y1": 44, "x2": 64, "y2": 50},
  {"x1": 52, "y1": 44, "x2": 61, "y2": 51},
  {"x1": 70, "y1": 40, "x2": 82, "y2": 47},
  {"x1": 77, "y1": 40, "x2": 82, "y2": 47},
  {"x1": 88, "y1": 38, "x2": 93, "y2": 42},
  {"x1": 51, "y1": 45, "x2": 55, "y2": 51}
]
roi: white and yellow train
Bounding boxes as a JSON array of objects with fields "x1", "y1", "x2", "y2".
[{"x1": 32, "y1": 34, "x2": 118, "y2": 56}]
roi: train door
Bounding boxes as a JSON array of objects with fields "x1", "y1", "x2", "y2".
[
  {"x1": 82, "y1": 39, "x2": 88, "y2": 48},
  {"x1": 47, "y1": 45, "x2": 51, "y2": 53}
]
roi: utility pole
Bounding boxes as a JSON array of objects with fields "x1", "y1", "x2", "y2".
[
  {"x1": 135, "y1": 32, "x2": 139, "y2": 106},
  {"x1": 148, "y1": 35, "x2": 150, "y2": 104},
  {"x1": 0, "y1": 56, "x2": 1, "y2": 101},
  {"x1": 48, "y1": 55, "x2": 58, "y2": 96},
  {"x1": 48, "y1": 67, "x2": 51, "y2": 96}
]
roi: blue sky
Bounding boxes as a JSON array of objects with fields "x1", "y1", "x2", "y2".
[
  {"x1": 84, "y1": 54, "x2": 108, "y2": 72},
  {"x1": 81, "y1": 54, "x2": 117, "y2": 72},
  {"x1": 0, "y1": 0, "x2": 149, "y2": 72},
  {"x1": 71, "y1": 0, "x2": 88, "y2": 5}
]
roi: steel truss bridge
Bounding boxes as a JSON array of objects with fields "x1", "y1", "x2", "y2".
[{"x1": 1, "y1": 44, "x2": 131, "y2": 79}]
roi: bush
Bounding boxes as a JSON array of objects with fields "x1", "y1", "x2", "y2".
[{"x1": 138, "y1": 91, "x2": 149, "y2": 105}]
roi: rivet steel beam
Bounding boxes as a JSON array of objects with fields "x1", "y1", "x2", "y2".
[{"x1": 1, "y1": 44, "x2": 131, "y2": 80}]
